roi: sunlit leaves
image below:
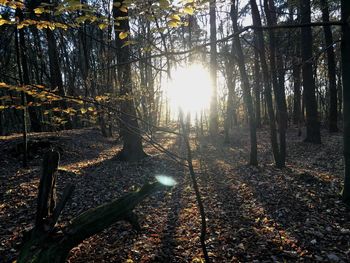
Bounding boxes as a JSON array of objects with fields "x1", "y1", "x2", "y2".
[
  {"x1": 119, "y1": 31, "x2": 129, "y2": 40},
  {"x1": 0, "y1": 0, "x2": 24, "y2": 9},
  {"x1": 98, "y1": 23, "x2": 108, "y2": 30},
  {"x1": 34, "y1": 7, "x2": 45, "y2": 15},
  {"x1": 183, "y1": 6, "x2": 194, "y2": 15}
]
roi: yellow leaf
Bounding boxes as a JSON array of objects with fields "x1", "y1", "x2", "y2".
[
  {"x1": 0, "y1": 18, "x2": 8, "y2": 26},
  {"x1": 167, "y1": 20, "x2": 179, "y2": 28},
  {"x1": 119, "y1": 31, "x2": 128, "y2": 40},
  {"x1": 80, "y1": 108, "x2": 87, "y2": 114},
  {"x1": 170, "y1": 14, "x2": 181, "y2": 21},
  {"x1": 34, "y1": 7, "x2": 45, "y2": 14},
  {"x1": 88, "y1": 106, "x2": 94, "y2": 111},
  {"x1": 119, "y1": 6, "x2": 128, "y2": 13},
  {"x1": 184, "y1": 6, "x2": 194, "y2": 15},
  {"x1": 98, "y1": 23, "x2": 107, "y2": 30},
  {"x1": 17, "y1": 23, "x2": 25, "y2": 29}
]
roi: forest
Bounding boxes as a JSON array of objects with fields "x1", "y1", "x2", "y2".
[{"x1": 0, "y1": 0, "x2": 350, "y2": 262}]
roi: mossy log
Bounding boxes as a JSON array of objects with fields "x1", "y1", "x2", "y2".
[{"x1": 18, "y1": 150, "x2": 165, "y2": 263}]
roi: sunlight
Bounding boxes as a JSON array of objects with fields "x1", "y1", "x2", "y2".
[
  {"x1": 155, "y1": 175, "x2": 177, "y2": 186},
  {"x1": 165, "y1": 64, "x2": 212, "y2": 116}
]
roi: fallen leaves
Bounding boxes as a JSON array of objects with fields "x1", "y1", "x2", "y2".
[{"x1": 1, "y1": 128, "x2": 350, "y2": 262}]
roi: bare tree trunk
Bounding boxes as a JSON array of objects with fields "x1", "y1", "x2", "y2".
[
  {"x1": 264, "y1": 0, "x2": 287, "y2": 167},
  {"x1": 320, "y1": 0, "x2": 338, "y2": 132},
  {"x1": 300, "y1": 0, "x2": 321, "y2": 143},
  {"x1": 209, "y1": 0, "x2": 218, "y2": 136},
  {"x1": 341, "y1": 0, "x2": 350, "y2": 204},
  {"x1": 113, "y1": 0, "x2": 146, "y2": 161},
  {"x1": 253, "y1": 36, "x2": 262, "y2": 128},
  {"x1": 230, "y1": 2, "x2": 258, "y2": 166},
  {"x1": 250, "y1": 0, "x2": 280, "y2": 166}
]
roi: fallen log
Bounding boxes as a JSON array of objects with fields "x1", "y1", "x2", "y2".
[{"x1": 18, "y1": 150, "x2": 167, "y2": 263}]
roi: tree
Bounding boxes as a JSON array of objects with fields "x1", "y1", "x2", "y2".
[
  {"x1": 209, "y1": 0, "x2": 219, "y2": 136},
  {"x1": 341, "y1": 0, "x2": 350, "y2": 204},
  {"x1": 113, "y1": 0, "x2": 147, "y2": 161},
  {"x1": 300, "y1": 0, "x2": 321, "y2": 143},
  {"x1": 263, "y1": 0, "x2": 288, "y2": 167},
  {"x1": 250, "y1": 0, "x2": 281, "y2": 167},
  {"x1": 230, "y1": 1, "x2": 258, "y2": 166},
  {"x1": 320, "y1": 0, "x2": 339, "y2": 132}
]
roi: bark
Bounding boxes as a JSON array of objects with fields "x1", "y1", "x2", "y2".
[
  {"x1": 300, "y1": 0, "x2": 321, "y2": 143},
  {"x1": 320, "y1": 0, "x2": 338, "y2": 132},
  {"x1": 16, "y1": 8, "x2": 42, "y2": 133},
  {"x1": 250, "y1": 0, "x2": 280, "y2": 166},
  {"x1": 230, "y1": 2, "x2": 258, "y2": 166},
  {"x1": 14, "y1": 25, "x2": 28, "y2": 168},
  {"x1": 209, "y1": 0, "x2": 219, "y2": 136},
  {"x1": 341, "y1": 0, "x2": 350, "y2": 204},
  {"x1": 113, "y1": 1, "x2": 146, "y2": 161},
  {"x1": 253, "y1": 36, "x2": 262, "y2": 128},
  {"x1": 263, "y1": 0, "x2": 287, "y2": 167},
  {"x1": 292, "y1": 44, "x2": 302, "y2": 126}
]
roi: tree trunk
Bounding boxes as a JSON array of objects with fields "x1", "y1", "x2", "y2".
[
  {"x1": 341, "y1": 0, "x2": 350, "y2": 204},
  {"x1": 320, "y1": 0, "x2": 338, "y2": 132},
  {"x1": 230, "y1": 2, "x2": 258, "y2": 166},
  {"x1": 250, "y1": 0, "x2": 280, "y2": 166},
  {"x1": 113, "y1": 1, "x2": 146, "y2": 161},
  {"x1": 209, "y1": 0, "x2": 219, "y2": 136},
  {"x1": 263, "y1": 0, "x2": 287, "y2": 167},
  {"x1": 16, "y1": 8, "x2": 42, "y2": 133},
  {"x1": 253, "y1": 36, "x2": 262, "y2": 128},
  {"x1": 300, "y1": 0, "x2": 321, "y2": 143}
]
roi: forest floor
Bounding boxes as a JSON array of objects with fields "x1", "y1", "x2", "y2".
[{"x1": 1, "y1": 126, "x2": 350, "y2": 263}]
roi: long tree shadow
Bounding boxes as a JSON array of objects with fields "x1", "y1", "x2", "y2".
[
  {"x1": 1, "y1": 128, "x2": 186, "y2": 262},
  {"x1": 198, "y1": 131, "x2": 350, "y2": 262}
]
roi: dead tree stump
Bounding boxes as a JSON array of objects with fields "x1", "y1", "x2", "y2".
[{"x1": 18, "y1": 150, "x2": 166, "y2": 263}]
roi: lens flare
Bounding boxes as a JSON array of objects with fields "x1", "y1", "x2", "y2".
[{"x1": 155, "y1": 175, "x2": 177, "y2": 186}]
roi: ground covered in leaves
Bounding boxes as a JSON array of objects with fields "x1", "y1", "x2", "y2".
[{"x1": 1, "y1": 126, "x2": 349, "y2": 262}]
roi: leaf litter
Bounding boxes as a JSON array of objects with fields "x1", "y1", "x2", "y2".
[{"x1": 0, "y1": 127, "x2": 349, "y2": 262}]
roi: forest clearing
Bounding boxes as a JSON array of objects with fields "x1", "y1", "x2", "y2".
[{"x1": 1, "y1": 0, "x2": 350, "y2": 262}]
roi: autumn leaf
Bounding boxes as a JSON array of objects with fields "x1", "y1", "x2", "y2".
[
  {"x1": 184, "y1": 6, "x2": 194, "y2": 15},
  {"x1": 98, "y1": 23, "x2": 107, "y2": 30},
  {"x1": 167, "y1": 20, "x2": 179, "y2": 28},
  {"x1": 170, "y1": 14, "x2": 181, "y2": 21},
  {"x1": 34, "y1": 7, "x2": 45, "y2": 14},
  {"x1": 119, "y1": 31, "x2": 128, "y2": 40}
]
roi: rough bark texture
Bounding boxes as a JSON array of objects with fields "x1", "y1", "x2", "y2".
[
  {"x1": 113, "y1": 0, "x2": 146, "y2": 161},
  {"x1": 300, "y1": 0, "x2": 321, "y2": 143}
]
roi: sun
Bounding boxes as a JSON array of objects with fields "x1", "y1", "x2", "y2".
[{"x1": 165, "y1": 63, "x2": 212, "y2": 116}]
